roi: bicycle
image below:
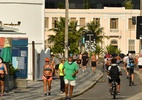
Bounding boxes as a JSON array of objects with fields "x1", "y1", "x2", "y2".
[{"x1": 110, "y1": 79, "x2": 117, "y2": 99}]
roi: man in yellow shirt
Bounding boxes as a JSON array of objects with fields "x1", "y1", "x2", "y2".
[{"x1": 58, "y1": 58, "x2": 65, "y2": 93}]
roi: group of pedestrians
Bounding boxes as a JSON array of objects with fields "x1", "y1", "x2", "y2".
[{"x1": 42, "y1": 52, "x2": 99, "y2": 100}]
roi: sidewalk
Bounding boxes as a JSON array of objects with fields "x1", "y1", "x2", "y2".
[{"x1": 1, "y1": 67, "x2": 103, "y2": 100}]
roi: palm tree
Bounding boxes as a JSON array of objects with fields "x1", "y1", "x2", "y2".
[
  {"x1": 68, "y1": 21, "x2": 85, "y2": 54},
  {"x1": 48, "y1": 17, "x2": 85, "y2": 54},
  {"x1": 86, "y1": 21, "x2": 107, "y2": 45},
  {"x1": 48, "y1": 17, "x2": 65, "y2": 53},
  {"x1": 105, "y1": 45, "x2": 121, "y2": 54}
]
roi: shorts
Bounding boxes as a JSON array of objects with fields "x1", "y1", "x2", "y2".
[
  {"x1": 82, "y1": 61, "x2": 87, "y2": 66},
  {"x1": 77, "y1": 59, "x2": 81, "y2": 64},
  {"x1": 0, "y1": 74, "x2": 5, "y2": 81},
  {"x1": 127, "y1": 68, "x2": 134, "y2": 74},
  {"x1": 64, "y1": 79, "x2": 76, "y2": 86},
  {"x1": 42, "y1": 75, "x2": 52, "y2": 81},
  {"x1": 109, "y1": 78, "x2": 120, "y2": 85},
  {"x1": 138, "y1": 65, "x2": 142, "y2": 69},
  {"x1": 91, "y1": 61, "x2": 96, "y2": 67},
  {"x1": 55, "y1": 64, "x2": 59, "y2": 70}
]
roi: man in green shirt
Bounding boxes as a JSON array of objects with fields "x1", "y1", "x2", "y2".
[{"x1": 63, "y1": 56, "x2": 79, "y2": 100}]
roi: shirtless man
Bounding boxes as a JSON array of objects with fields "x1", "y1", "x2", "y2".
[
  {"x1": 91, "y1": 53, "x2": 98, "y2": 72},
  {"x1": 42, "y1": 58, "x2": 53, "y2": 96}
]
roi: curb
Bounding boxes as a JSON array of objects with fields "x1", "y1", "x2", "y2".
[{"x1": 52, "y1": 70, "x2": 103, "y2": 100}]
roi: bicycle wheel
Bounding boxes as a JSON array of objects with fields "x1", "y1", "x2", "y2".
[{"x1": 112, "y1": 82, "x2": 117, "y2": 99}]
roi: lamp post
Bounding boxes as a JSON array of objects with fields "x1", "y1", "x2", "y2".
[{"x1": 65, "y1": 0, "x2": 69, "y2": 59}]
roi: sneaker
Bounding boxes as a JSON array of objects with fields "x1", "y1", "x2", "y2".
[
  {"x1": 44, "y1": 93, "x2": 47, "y2": 96},
  {"x1": 48, "y1": 92, "x2": 51, "y2": 96},
  {"x1": 131, "y1": 81, "x2": 134, "y2": 85},
  {"x1": 68, "y1": 96, "x2": 71, "y2": 100},
  {"x1": 64, "y1": 96, "x2": 68, "y2": 100},
  {"x1": 117, "y1": 91, "x2": 120, "y2": 95}
]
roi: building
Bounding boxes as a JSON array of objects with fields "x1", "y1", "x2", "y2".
[
  {"x1": 45, "y1": 7, "x2": 140, "y2": 54},
  {"x1": 45, "y1": 0, "x2": 140, "y2": 9},
  {"x1": 0, "y1": 0, "x2": 45, "y2": 80}
]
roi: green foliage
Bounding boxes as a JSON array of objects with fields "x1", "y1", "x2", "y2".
[
  {"x1": 123, "y1": 0, "x2": 133, "y2": 9},
  {"x1": 9, "y1": 64, "x2": 18, "y2": 75},
  {"x1": 86, "y1": 21, "x2": 108, "y2": 45},
  {"x1": 83, "y1": 0, "x2": 90, "y2": 9},
  {"x1": 95, "y1": 45, "x2": 103, "y2": 56},
  {"x1": 58, "y1": 2, "x2": 65, "y2": 9},
  {"x1": 105, "y1": 45, "x2": 121, "y2": 54},
  {"x1": 48, "y1": 17, "x2": 85, "y2": 54}
]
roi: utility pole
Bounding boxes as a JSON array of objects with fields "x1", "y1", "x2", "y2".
[
  {"x1": 65, "y1": 0, "x2": 69, "y2": 59},
  {"x1": 140, "y1": 0, "x2": 142, "y2": 16},
  {"x1": 140, "y1": 0, "x2": 142, "y2": 54}
]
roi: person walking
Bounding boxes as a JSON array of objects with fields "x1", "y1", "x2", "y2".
[
  {"x1": 42, "y1": 58, "x2": 53, "y2": 96},
  {"x1": 0, "y1": 57, "x2": 8, "y2": 96},
  {"x1": 51, "y1": 54, "x2": 60, "y2": 76},
  {"x1": 82, "y1": 52, "x2": 88, "y2": 73},
  {"x1": 58, "y1": 58, "x2": 65, "y2": 94},
  {"x1": 126, "y1": 53, "x2": 135, "y2": 84},
  {"x1": 63, "y1": 56, "x2": 79, "y2": 100},
  {"x1": 138, "y1": 54, "x2": 142, "y2": 71},
  {"x1": 91, "y1": 53, "x2": 98, "y2": 72}
]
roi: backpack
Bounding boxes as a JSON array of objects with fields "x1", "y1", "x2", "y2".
[
  {"x1": 109, "y1": 65, "x2": 120, "y2": 79},
  {"x1": 128, "y1": 57, "x2": 134, "y2": 68}
]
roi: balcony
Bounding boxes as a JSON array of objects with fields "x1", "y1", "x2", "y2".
[
  {"x1": 110, "y1": 29, "x2": 119, "y2": 32},
  {"x1": 108, "y1": 29, "x2": 121, "y2": 38}
]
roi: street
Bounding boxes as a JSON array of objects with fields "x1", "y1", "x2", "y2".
[{"x1": 73, "y1": 66, "x2": 142, "y2": 100}]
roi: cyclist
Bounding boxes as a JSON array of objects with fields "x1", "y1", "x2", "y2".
[
  {"x1": 126, "y1": 53, "x2": 135, "y2": 85},
  {"x1": 108, "y1": 58, "x2": 122, "y2": 95}
]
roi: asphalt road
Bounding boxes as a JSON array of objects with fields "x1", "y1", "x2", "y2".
[{"x1": 73, "y1": 66, "x2": 142, "y2": 100}]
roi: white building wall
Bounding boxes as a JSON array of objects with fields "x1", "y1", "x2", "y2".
[
  {"x1": 45, "y1": 7, "x2": 140, "y2": 54},
  {"x1": 0, "y1": 0, "x2": 45, "y2": 80}
]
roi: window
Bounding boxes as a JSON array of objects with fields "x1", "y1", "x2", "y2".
[
  {"x1": 70, "y1": 17, "x2": 76, "y2": 22},
  {"x1": 52, "y1": 17, "x2": 58, "y2": 28},
  {"x1": 45, "y1": 17, "x2": 49, "y2": 28},
  {"x1": 111, "y1": 40, "x2": 117, "y2": 45},
  {"x1": 128, "y1": 18, "x2": 135, "y2": 30},
  {"x1": 128, "y1": 40, "x2": 135, "y2": 51},
  {"x1": 80, "y1": 18, "x2": 85, "y2": 26},
  {"x1": 110, "y1": 18, "x2": 118, "y2": 29},
  {"x1": 93, "y1": 18, "x2": 100, "y2": 24}
]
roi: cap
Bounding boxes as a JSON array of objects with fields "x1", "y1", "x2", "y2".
[
  {"x1": 129, "y1": 53, "x2": 132, "y2": 56},
  {"x1": 45, "y1": 58, "x2": 50, "y2": 62}
]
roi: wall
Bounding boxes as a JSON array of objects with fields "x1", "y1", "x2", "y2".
[{"x1": 0, "y1": 0, "x2": 45, "y2": 80}]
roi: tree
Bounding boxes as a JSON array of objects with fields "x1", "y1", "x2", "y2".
[
  {"x1": 105, "y1": 45, "x2": 121, "y2": 54},
  {"x1": 48, "y1": 17, "x2": 65, "y2": 53},
  {"x1": 95, "y1": 45, "x2": 103, "y2": 57},
  {"x1": 86, "y1": 21, "x2": 107, "y2": 45},
  {"x1": 83, "y1": 0, "x2": 90, "y2": 9},
  {"x1": 58, "y1": 2, "x2": 65, "y2": 9},
  {"x1": 123, "y1": 0, "x2": 134, "y2": 9},
  {"x1": 48, "y1": 17, "x2": 85, "y2": 54}
]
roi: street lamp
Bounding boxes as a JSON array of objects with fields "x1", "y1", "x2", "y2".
[{"x1": 64, "y1": 0, "x2": 69, "y2": 59}]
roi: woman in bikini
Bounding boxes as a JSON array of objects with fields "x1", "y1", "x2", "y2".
[
  {"x1": 0, "y1": 57, "x2": 8, "y2": 96},
  {"x1": 42, "y1": 58, "x2": 53, "y2": 96}
]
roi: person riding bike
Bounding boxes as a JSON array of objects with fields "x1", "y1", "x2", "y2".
[
  {"x1": 126, "y1": 53, "x2": 135, "y2": 85},
  {"x1": 108, "y1": 58, "x2": 122, "y2": 95}
]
